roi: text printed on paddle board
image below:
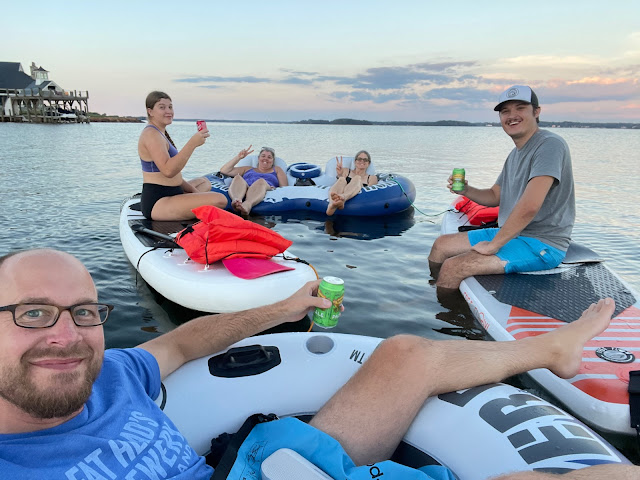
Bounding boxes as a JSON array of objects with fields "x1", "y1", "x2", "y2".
[
  {"x1": 350, "y1": 349, "x2": 366, "y2": 364},
  {"x1": 462, "y1": 290, "x2": 490, "y2": 332},
  {"x1": 439, "y1": 385, "x2": 624, "y2": 468}
]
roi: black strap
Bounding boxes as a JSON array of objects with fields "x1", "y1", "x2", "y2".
[
  {"x1": 209, "y1": 413, "x2": 278, "y2": 479},
  {"x1": 458, "y1": 221, "x2": 498, "y2": 232}
]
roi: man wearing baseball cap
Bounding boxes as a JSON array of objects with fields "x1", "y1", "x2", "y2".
[{"x1": 429, "y1": 85, "x2": 575, "y2": 290}]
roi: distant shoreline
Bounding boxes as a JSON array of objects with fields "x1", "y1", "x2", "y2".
[
  {"x1": 88, "y1": 114, "x2": 142, "y2": 123},
  {"x1": 178, "y1": 118, "x2": 640, "y2": 130},
  {"x1": 94, "y1": 115, "x2": 639, "y2": 129}
]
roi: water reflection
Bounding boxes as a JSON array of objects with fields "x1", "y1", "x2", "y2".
[
  {"x1": 140, "y1": 282, "x2": 312, "y2": 335},
  {"x1": 432, "y1": 288, "x2": 487, "y2": 340},
  {"x1": 263, "y1": 208, "x2": 417, "y2": 240}
]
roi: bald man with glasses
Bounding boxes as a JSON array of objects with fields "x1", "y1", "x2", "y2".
[{"x1": 0, "y1": 249, "x2": 636, "y2": 479}]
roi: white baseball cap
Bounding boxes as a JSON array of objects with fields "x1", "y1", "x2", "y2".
[{"x1": 494, "y1": 85, "x2": 539, "y2": 111}]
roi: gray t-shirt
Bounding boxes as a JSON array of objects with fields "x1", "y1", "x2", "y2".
[{"x1": 496, "y1": 129, "x2": 575, "y2": 250}]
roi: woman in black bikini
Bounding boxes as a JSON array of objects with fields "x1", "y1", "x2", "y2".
[
  {"x1": 138, "y1": 91, "x2": 227, "y2": 220},
  {"x1": 326, "y1": 150, "x2": 379, "y2": 215}
]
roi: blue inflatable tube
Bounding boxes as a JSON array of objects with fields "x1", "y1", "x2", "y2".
[
  {"x1": 205, "y1": 173, "x2": 416, "y2": 217},
  {"x1": 288, "y1": 163, "x2": 322, "y2": 179}
]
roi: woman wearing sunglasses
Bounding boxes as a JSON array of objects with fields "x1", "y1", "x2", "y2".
[
  {"x1": 220, "y1": 146, "x2": 288, "y2": 216},
  {"x1": 138, "y1": 91, "x2": 227, "y2": 220},
  {"x1": 326, "y1": 150, "x2": 379, "y2": 215}
]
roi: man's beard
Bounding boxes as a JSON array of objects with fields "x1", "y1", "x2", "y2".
[{"x1": 0, "y1": 344, "x2": 103, "y2": 419}]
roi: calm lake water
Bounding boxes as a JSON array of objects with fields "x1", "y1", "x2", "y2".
[{"x1": 1, "y1": 121, "x2": 639, "y2": 459}]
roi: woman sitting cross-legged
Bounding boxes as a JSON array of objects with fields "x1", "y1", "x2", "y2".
[
  {"x1": 219, "y1": 146, "x2": 288, "y2": 216},
  {"x1": 326, "y1": 150, "x2": 379, "y2": 215}
]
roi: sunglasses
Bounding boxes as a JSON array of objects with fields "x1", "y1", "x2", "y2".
[{"x1": 261, "y1": 147, "x2": 276, "y2": 155}]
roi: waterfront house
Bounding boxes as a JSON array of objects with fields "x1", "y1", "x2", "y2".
[{"x1": 0, "y1": 61, "x2": 89, "y2": 123}]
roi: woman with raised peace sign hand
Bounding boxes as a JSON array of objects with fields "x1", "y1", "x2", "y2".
[{"x1": 326, "y1": 150, "x2": 378, "y2": 215}]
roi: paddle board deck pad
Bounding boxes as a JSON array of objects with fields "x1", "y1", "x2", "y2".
[
  {"x1": 441, "y1": 202, "x2": 640, "y2": 436},
  {"x1": 119, "y1": 196, "x2": 318, "y2": 313},
  {"x1": 156, "y1": 333, "x2": 630, "y2": 480}
]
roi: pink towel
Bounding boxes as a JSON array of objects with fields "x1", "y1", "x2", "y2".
[{"x1": 222, "y1": 257, "x2": 295, "y2": 280}]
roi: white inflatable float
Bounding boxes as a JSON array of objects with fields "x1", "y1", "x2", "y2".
[{"x1": 156, "y1": 332, "x2": 630, "y2": 479}]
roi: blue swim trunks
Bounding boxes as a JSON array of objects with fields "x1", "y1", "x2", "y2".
[
  {"x1": 467, "y1": 228, "x2": 566, "y2": 274},
  {"x1": 224, "y1": 417, "x2": 454, "y2": 480}
]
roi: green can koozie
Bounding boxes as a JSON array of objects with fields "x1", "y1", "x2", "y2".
[
  {"x1": 452, "y1": 168, "x2": 466, "y2": 192},
  {"x1": 313, "y1": 276, "x2": 344, "y2": 328}
]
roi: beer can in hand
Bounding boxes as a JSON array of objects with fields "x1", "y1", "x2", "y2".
[
  {"x1": 452, "y1": 168, "x2": 466, "y2": 192},
  {"x1": 313, "y1": 276, "x2": 344, "y2": 329}
]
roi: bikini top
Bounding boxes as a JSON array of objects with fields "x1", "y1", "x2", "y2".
[
  {"x1": 140, "y1": 125, "x2": 178, "y2": 173},
  {"x1": 346, "y1": 169, "x2": 372, "y2": 187}
]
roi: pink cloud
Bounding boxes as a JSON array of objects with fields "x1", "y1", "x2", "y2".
[{"x1": 568, "y1": 77, "x2": 632, "y2": 86}]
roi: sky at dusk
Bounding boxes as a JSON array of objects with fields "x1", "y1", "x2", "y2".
[{"x1": 6, "y1": 1, "x2": 639, "y2": 123}]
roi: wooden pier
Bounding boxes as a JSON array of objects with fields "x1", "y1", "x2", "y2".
[{"x1": 0, "y1": 88, "x2": 90, "y2": 124}]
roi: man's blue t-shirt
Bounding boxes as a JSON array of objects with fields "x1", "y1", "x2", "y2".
[{"x1": 0, "y1": 348, "x2": 213, "y2": 479}]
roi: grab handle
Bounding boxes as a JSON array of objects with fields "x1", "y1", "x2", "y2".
[{"x1": 208, "y1": 344, "x2": 281, "y2": 378}]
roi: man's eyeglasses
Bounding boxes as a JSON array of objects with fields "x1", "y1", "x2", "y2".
[
  {"x1": 261, "y1": 147, "x2": 276, "y2": 155},
  {"x1": 0, "y1": 303, "x2": 114, "y2": 329}
]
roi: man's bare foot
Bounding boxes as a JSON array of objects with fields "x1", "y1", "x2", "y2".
[{"x1": 543, "y1": 298, "x2": 615, "y2": 379}]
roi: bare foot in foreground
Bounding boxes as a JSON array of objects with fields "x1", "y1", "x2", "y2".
[{"x1": 544, "y1": 298, "x2": 615, "y2": 379}]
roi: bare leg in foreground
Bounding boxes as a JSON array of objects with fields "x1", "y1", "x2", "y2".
[
  {"x1": 491, "y1": 464, "x2": 638, "y2": 479},
  {"x1": 310, "y1": 299, "x2": 637, "y2": 478}
]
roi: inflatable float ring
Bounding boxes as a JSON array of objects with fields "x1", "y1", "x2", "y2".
[{"x1": 289, "y1": 163, "x2": 322, "y2": 179}]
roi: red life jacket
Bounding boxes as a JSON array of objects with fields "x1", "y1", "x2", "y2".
[
  {"x1": 454, "y1": 197, "x2": 499, "y2": 226},
  {"x1": 175, "y1": 206, "x2": 293, "y2": 265}
]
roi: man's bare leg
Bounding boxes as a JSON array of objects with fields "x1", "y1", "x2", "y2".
[
  {"x1": 310, "y1": 299, "x2": 615, "y2": 467},
  {"x1": 491, "y1": 465, "x2": 639, "y2": 480},
  {"x1": 428, "y1": 232, "x2": 473, "y2": 280},
  {"x1": 436, "y1": 250, "x2": 506, "y2": 289}
]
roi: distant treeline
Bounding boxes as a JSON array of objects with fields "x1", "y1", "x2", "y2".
[
  {"x1": 296, "y1": 118, "x2": 640, "y2": 129},
  {"x1": 88, "y1": 112, "x2": 142, "y2": 123},
  {"x1": 297, "y1": 118, "x2": 477, "y2": 126},
  {"x1": 144, "y1": 117, "x2": 639, "y2": 130}
]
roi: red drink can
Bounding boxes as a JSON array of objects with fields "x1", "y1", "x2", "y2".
[{"x1": 196, "y1": 120, "x2": 207, "y2": 131}]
